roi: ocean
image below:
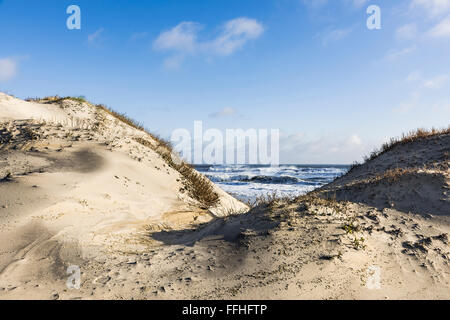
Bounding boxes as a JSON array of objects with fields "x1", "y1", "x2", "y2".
[{"x1": 195, "y1": 164, "x2": 349, "y2": 203}]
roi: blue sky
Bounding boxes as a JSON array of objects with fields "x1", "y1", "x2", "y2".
[{"x1": 1, "y1": 0, "x2": 449, "y2": 163}]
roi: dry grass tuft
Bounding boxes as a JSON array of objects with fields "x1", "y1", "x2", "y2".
[
  {"x1": 21, "y1": 95, "x2": 221, "y2": 208},
  {"x1": 134, "y1": 137, "x2": 219, "y2": 208},
  {"x1": 336, "y1": 167, "x2": 423, "y2": 192},
  {"x1": 96, "y1": 104, "x2": 145, "y2": 132},
  {"x1": 178, "y1": 164, "x2": 220, "y2": 208},
  {"x1": 26, "y1": 95, "x2": 88, "y2": 104},
  {"x1": 25, "y1": 96, "x2": 60, "y2": 103},
  {"x1": 295, "y1": 193, "x2": 348, "y2": 212},
  {"x1": 349, "y1": 127, "x2": 450, "y2": 172},
  {"x1": 247, "y1": 192, "x2": 293, "y2": 208},
  {"x1": 367, "y1": 127, "x2": 449, "y2": 161},
  {"x1": 96, "y1": 102, "x2": 220, "y2": 208},
  {"x1": 378, "y1": 167, "x2": 415, "y2": 183}
]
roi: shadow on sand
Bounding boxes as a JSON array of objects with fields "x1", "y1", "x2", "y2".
[{"x1": 149, "y1": 207, "x2": 279, "y2": 247}]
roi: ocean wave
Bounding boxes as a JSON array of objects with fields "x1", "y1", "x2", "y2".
[
  {"x1": 206, "y1": 174, "x2": 252, "y2": 183},
  {"x1": 242, "y1": 175, "x2": 299, "y2": 184},
  {"x1": 195, "y1": 164, "x2": 349, "y2": 202}
]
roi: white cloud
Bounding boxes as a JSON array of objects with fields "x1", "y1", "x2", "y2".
[
  {"x1": 396, "y1": 23, "x2": 418, "y2": 40},
  {"x1": 280, "y1": 132, "x2": 370, "y2": 164},
  {"x1": 0, "y1": 57, "x2": 17, "y2": 82},
  {"x1": 321, "y1": 28, "x2": 351, "y2": 46},
  {"x1": 399, "y1": 72, "x2": 449, "y2": 113},
  {"x1": 211, "y1": 18, "x2": 264, "y2": 56},
  {"x1": 384, "y1": 46, "x2": 416, "y2": 61},
  {"x1": 395, "y1": 92, "x2": 450, "y2": 115},
  {"x1": 88, "y1": 28, "x2": 104, "y2": 46},
  {"x1": 209, "y1": 107, "x2": 237, "y2": 118},
  {"x1": 423, "y1": 74, "x2": 449, "y2": 88},
  {"x1": 394, "y1": 91, "x2": 421, "y2": 113},
  {"x1": 427, "y1": 15, "x2": 450, "y2": 37},
  {"x1": 411, "y1": 0, "x2": 450, "y2": 17},
  {"x1": 348, "y1": 134, "x2": 362, "y2": 146},
  {"x1": 431, "y1": 101, "x2": 450, "y2": 112},
  {"x1": 154, "y1": 22, "x2": 200, "y2": 53},
  {"x1": 153, "y1": 17, "x2": 264, "y2": 67}
]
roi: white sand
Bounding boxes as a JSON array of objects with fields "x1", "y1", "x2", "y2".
[
  {"x1": 0, "y1": 93, "x2": 448, "y2": 300},
  {"x1": 0, "y1": 93, "x2": 248, "y2": 299}
]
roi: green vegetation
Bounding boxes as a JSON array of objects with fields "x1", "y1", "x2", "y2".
[
  {"x1": 351, "y1": 237, "x2": 366, "y2": 250},
  {"x1": 342, "y1": 216, "x2": 359, "y2": 234}
]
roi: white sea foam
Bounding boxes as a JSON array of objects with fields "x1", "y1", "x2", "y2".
[{"x1": 195, "y1": 164, "x2": 348, "y2": 202}]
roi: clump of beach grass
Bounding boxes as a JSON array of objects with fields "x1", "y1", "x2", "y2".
[
  {"x1": 96, "y1": 101, "x2": 220, "y2": 208},
  {"x1": 26, "y1": 95, "x2": 88, "y2": 104},
  {"x1": 134, "y1": 136, "x2": 219, "y2": 208},
  {"x1": 349, "y1": 127, "x2": 450, "y2": 172},
  {"x1": 23, "y1": 95, "x2": 220, "y2": 209}
]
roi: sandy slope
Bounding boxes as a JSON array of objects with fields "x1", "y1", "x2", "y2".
[
  {"x1": 316, "y1": 132, "x2": 449, "y2": 218},
  {"x1": 0, "y1": 92, "x2": 448, "y2": 300},
  {"x1": 0, "y1": 93, "x2": 247, "y2": 299}
]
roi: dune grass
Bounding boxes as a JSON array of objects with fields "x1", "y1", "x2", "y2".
[
  {"x1": 96, "y1": 104, "x2": 146, "y2": 132},
  {"x1": 349, "y1": 127, "x2": 450, "y2": 172},
  {"x1": 365, "y1": 127, "x2": 450, "y2": 162},
  {"x1": 24, "y1": 95, "x2": 220, "y2": 208},
  {"x1": 246, "y1": 191, "x2": 292, "y2": 208},
  {"x1": 134, "y1": 137, "x2": 219, "y2": 208},
  {"x1": 95, "y1": 102, "x2": 220, "y2": 208},
  {"x1": 26, "y1": 95, "x2": 88, "y2": 104}
]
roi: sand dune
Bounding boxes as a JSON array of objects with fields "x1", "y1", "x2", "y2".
[
  {"x1": 0, "y1": 93, "x2": 247, "y2": 299},
  {"x1": 0, "y1": 93, "x2": 448, "y2": 300},
  {"x1": 316, "y1": 131, "x2": 449, "y2": 217}
]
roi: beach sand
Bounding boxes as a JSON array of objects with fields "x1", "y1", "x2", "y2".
[{"x1": 0, "y1": 93, "x2": 448, "y2": 299}]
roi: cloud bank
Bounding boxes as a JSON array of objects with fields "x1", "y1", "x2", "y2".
[{"x1": 153, "y1": 17, "x2": 264, "y2": 68}]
